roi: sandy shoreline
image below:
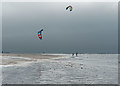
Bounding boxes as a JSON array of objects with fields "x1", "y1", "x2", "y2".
[
  {"x1": 1, "y1": 53, "x2": 64, "y2": 65},
  {"x1": 1, "y1": 54, "x2": 118, "y2": 84}
]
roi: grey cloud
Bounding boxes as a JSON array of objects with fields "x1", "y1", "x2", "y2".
[{"x1": 2, "y1": 2, "x2": 118, "y2": 53}]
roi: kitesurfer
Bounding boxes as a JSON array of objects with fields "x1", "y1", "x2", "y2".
[
  {"x1": 76, "y1": 52, "x2": 78, "y2": 56},
  {"x1": 72, "y1": 53, "x2": 74, "y2": 56}
]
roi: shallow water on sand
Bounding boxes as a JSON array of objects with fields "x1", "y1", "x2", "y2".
[{"x1": 1, "y1": 54, "x2": 118, "y2": 84}]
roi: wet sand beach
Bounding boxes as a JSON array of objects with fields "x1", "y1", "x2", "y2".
[
  {"x1": 0, "y1": 54, "x2": 118, "y2": 84},
  {"x1": 1, "y1": 53, "x2": 64, "y2": 65}
]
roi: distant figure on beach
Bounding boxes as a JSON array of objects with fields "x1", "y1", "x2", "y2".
[
  {"x1": 72, "y1": 53, "x2": 74, "y2": 56},
  {"x1": 76, "y1": 52, "x2": 78, "y2": 56}
]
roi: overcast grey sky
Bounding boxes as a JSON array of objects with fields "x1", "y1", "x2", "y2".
[{"x1": 2, "y1": 2, "x2": 118, "y2": 53}]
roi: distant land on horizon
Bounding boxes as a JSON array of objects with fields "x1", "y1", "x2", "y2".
[{"x1": 1, "y1": 50, "x2": 118, "y2": 54}]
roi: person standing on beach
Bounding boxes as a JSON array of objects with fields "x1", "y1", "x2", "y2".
[
  {"x1": 76, "y1": 52, "x2": 78, "y2": 57},
  {"x1": 72, "y1": 53, "x2": 74, "y2": 56}
]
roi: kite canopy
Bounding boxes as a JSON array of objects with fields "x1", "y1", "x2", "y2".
[
  {"x1": 38, "y1": 29, "x2": 43, "y2": 40},
  {"x1": 66, "y1": 5, "x2": 72, "y2": 11}
]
